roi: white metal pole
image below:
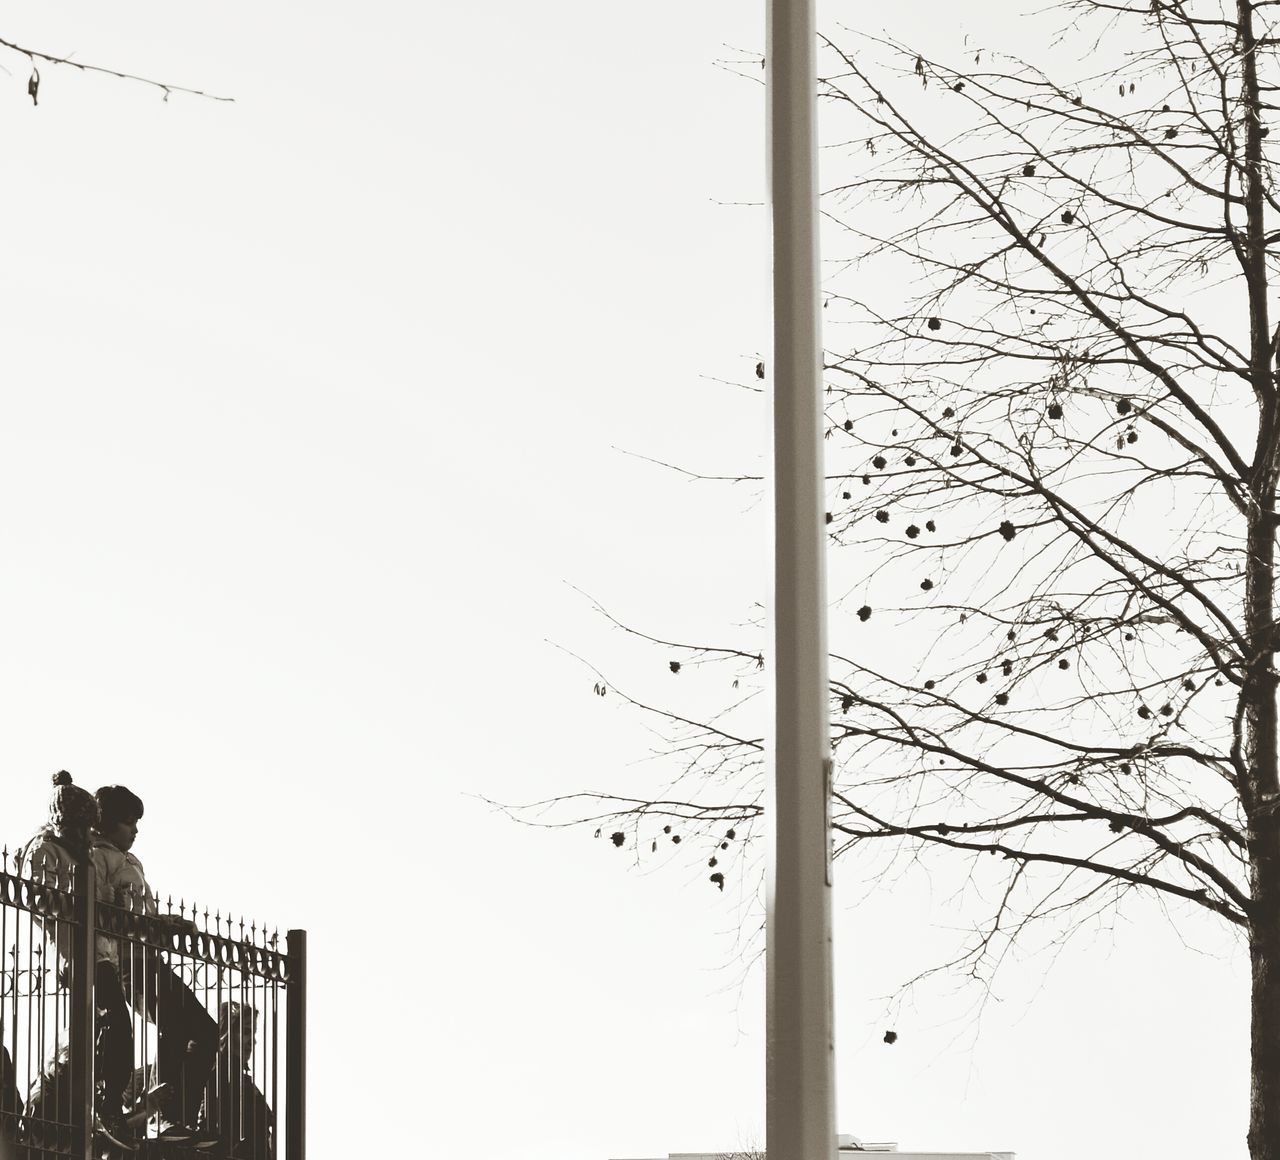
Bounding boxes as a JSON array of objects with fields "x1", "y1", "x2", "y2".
[{"x1": 765, "y1": 0, "x2": 836, "y2": 1156}]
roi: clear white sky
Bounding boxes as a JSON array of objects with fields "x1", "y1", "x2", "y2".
[{"x1": 0, "y1": 1, "x2": 1243, "y2": 1158}]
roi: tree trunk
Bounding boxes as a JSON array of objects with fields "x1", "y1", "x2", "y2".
[
  {"x1": 1236, "y1": 0, "x2": 1280, "y2": 1143},
  {"x1": 1252, "y1": 888, "x2": 1280, "y2": 1160},
  {"x1": 1248, "y1": 508, "x2": 1280, "y2": 1160},
  {"x1": 1242, "y1": 0, "x2": 1280, "y2": 1148}
]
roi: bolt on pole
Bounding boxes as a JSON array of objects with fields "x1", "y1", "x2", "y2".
[{"x1": 765, "y1": 0, "x2": 837, "y2": 1157}]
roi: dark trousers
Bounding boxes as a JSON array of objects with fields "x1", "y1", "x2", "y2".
[
  {"x1": 94, "y1": 961, "x2": 133, "y2": 1115},
  {"x1": 203, "y1": 1062, "x2": 273, "y2": 1159},
  {"x1": 121, "y1": 954, "x2": 217, "y2": 1128},
  {"x1": 0, "y1": 1043, "x2": 20, "y2": 1143}
]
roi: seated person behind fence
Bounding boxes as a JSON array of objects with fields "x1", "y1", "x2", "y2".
[
  {"x1": 199, "y1": 1001, "x2": 273, "y2": 1159},
  {"x1": 17, "y1": 770, "x2": 136, "y2": 1152},
  {"x1": 93, "y1": 784, "x2": 219, "y2": 1148}
]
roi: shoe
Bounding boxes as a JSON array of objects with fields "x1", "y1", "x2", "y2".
[
  {"x1": 94, "y1": 1112, "x2": 138, "y2": 1152},
  {"x1": 125, "y1": 1080, "x2": 170, "y2": 1130},
  {"x1": 156, "y1": 1123, "x2": 219, "y2": 1149}
]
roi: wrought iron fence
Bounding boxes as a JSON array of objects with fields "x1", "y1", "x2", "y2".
[{"x1": 0, "y1": 851, "x2": 305, "y2": 1160}]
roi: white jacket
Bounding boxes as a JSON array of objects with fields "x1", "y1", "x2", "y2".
[
  {"x1": 90, "y1": 837, "x2": 160, "y2": 967},
  {"x1": 18, "y1": 828, "x2": 114, "y2": 966}
]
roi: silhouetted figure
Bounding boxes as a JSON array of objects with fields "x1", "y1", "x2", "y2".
[
  {"x1": 94, "y1": 785, "x2": 217, "y2": 1147},
  {"x1": 17, "y1": 771, "x2": 135, "y2": 1152},
  {"x1": 201, "y1": 1003, "x2": 273, "y2": 1159}
]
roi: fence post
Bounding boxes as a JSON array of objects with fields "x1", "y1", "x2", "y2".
[
  {"x1": 286, "y1": 929, "x2": 307, "y2": 1160},
  {"x1": 70, "y1": 859, "x2": 96, "y2": 1160}
]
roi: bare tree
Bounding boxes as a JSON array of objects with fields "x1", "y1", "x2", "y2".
[{"x1": 503, "y1": 2, "x2": 1280, "y2": 1157}]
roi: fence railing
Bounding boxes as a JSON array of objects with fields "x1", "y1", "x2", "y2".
[{"x1": 0, "y1": 852, "x2": 305, "y2": 1160}]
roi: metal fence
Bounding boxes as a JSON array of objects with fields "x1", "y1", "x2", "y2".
[{"x1": 0, "y1": 851, "x2": 305, "y2": 1160}]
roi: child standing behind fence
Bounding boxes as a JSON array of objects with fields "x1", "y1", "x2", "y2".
[
  {"x1": 92, "y1": 785, "x2": 219, "y2": 1148},
  {"x1": 18, "y1": 770, "x2": 137, "y2": 1152}
]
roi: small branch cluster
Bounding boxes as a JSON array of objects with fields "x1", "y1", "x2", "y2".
[{"x1": 0, "y1": 34, "x2": 233, "y2": 104}]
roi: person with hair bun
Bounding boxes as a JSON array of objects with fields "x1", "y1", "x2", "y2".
[
  {"x1": 20, "y1": 770, "x2": 97, "y2": 866},
  {"x1": 18, "y1": 772, "x2": 136, "y2": 1152}
]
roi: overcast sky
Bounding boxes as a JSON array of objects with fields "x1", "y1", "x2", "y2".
[{"x1": 0, "y1": 1, "x2": 1244, "y2": 1158}]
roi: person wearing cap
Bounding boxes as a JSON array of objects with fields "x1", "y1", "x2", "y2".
[
  {"x1": 93, "y1": 785, "x2": 218, "y2": 1148},
  {"x1": 17, "y1": 771, "x2": 136, "y2": 1152},
  {"x1": 19, "y1": 768, "x2": 99, "y2": 907}
]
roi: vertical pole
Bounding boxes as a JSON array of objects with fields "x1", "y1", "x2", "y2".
[
  {"x1": 766, "y1": 0, "x2": 837, "y2": 1158},
  {"x1": 70, "y1": 860, "x2": 96, "y2": 1160},
  {"x1": 285, "y1": 930, "x2": 307, "y2": 1160}
]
